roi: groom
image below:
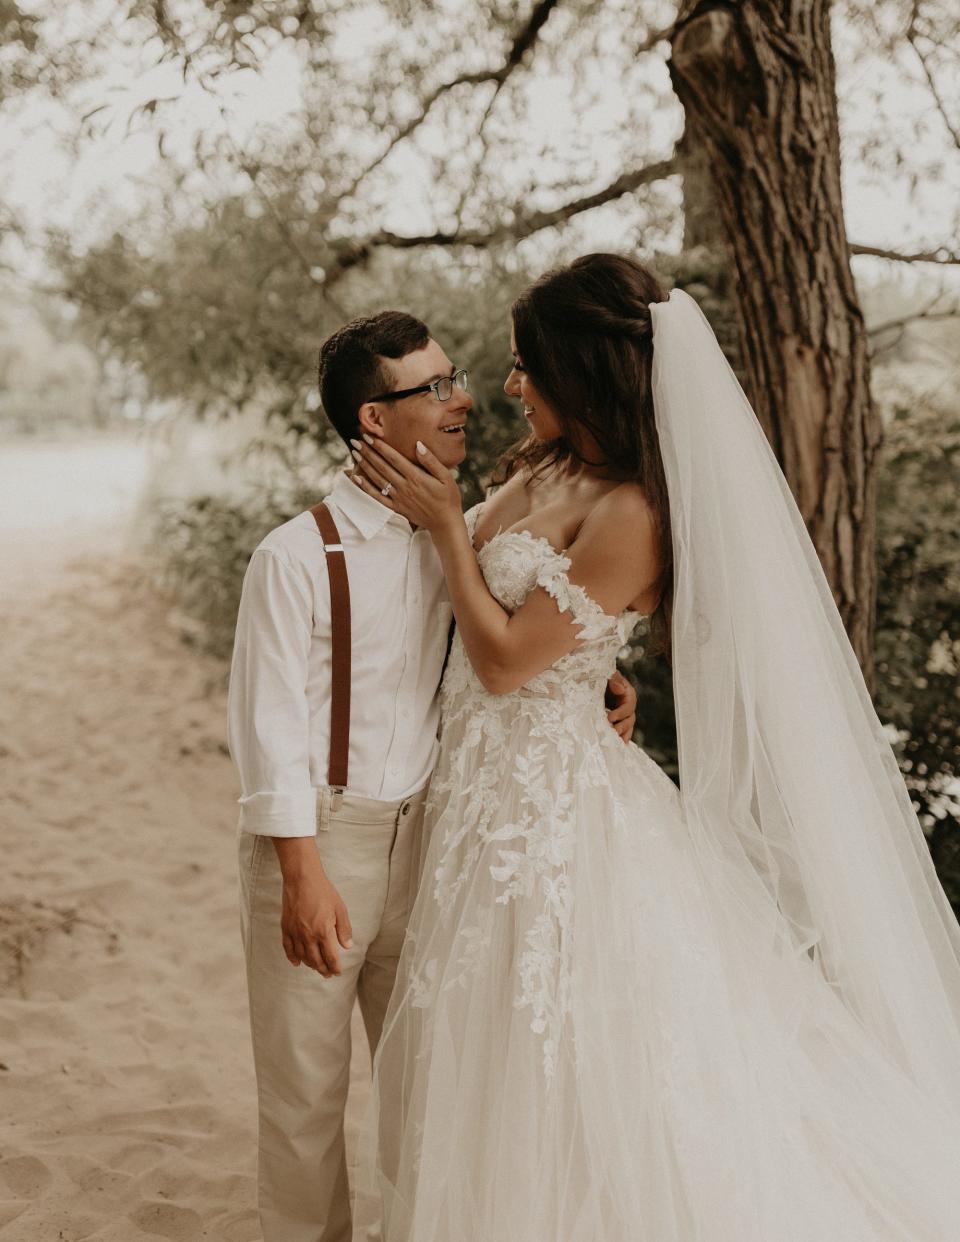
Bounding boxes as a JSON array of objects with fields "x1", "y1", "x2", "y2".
[{"x1": 227, "y1": 310, "x2": 637, "y2": 1242}]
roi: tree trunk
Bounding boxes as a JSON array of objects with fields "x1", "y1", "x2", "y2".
[
  {"x1": 668, "y1": 0, "x2": 881, "y2": 687},
  {"x1": 674, "y1": 118, "x2": 744, "y2": 375},
  {"x1": 678, "y1": 122, "x2": 726, "y2": 256}
]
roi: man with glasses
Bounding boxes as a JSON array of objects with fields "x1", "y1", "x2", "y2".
[{"x1": 227, "y1": 311, "x2": 637, "y2": 1242}]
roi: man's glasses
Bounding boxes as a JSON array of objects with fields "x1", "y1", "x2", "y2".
[{"x1": 367, "y1": 368, "x2": 469, "y2": 404}]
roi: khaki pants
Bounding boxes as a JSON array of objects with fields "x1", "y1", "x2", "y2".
[{"x1": 237, "y1": 784, "x2": 428, "y2": 1242}]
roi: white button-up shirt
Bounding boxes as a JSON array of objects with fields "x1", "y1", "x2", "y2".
[{"x1": 226, "y1": 470, "x2": 453, "y2": 836}]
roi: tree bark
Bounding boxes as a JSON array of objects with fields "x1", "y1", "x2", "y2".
[
  {"x1": 674, "y1": 118, "x2": 744, "y2": 376},
  {"x1": 668, "y1": 0, "x2": 881, "y2": 687}
]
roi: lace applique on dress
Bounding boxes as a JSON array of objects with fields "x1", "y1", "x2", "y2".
[
  {"x1": 468, "y1": 501, "x2": 630, "y2": 642},
  {"x1": 464, "y1": 501, "x2": 484, "y2": 542},
  {"x1": 531, "y1": 544, "x2": 620, "y2": 642},
  {"x1": 414, "y1": 500, "x2": 642, "y2": 1076}
]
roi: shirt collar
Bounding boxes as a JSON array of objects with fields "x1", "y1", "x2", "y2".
[{"x1": 327, "y1": 469, "x2": 414, "y2": 541}]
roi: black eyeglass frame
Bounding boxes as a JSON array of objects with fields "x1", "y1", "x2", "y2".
[{"x1": 366, "y1": 368, "x2": 469, "y2": 404}]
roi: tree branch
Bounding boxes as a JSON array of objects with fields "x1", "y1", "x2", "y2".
[
  {"x1": 339, "y1": 0, "x2": 563, "y2": 199},
  {"x1": 635, "y1": 20, "x2": 680, "y2": 55},
  {"x1": 868, "y1": 305, "x2": 960, "y2": 338},
  {"x1": 906, "y1": 20, "x2": 960, "y2": 153},
  {"x1": 448, "y1": 82, "x2": 503, "y2": 232},
  {"x1": 220, "y1": 126, "x2": 349, "y2": 317},
  {"x1": 325, "y1": 155, "x2": 679, "y2": 283},
  {"x1": 850, "y1": 243, "x2": 960, "y2": 266}
]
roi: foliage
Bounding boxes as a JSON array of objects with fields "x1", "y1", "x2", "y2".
[
  {"x1": 0, "y1": 1, "x2": 40, "y2": 101},
  {"x1": 50, "y1": 200, "x2": 324, "y2": 424},
  {"x1": 154, "y1": 483, "x2": 319, "y2": 662},
  {"x1": 874, "y1": 387, "x2": 960, "y2": 909},
  {"x1": 16, "y1": 0, "x2": 957, "y2": 290},
  {"x1": 0, "y1": 280, "x2": 106, "y2": 431},
  {"x1": 54, "y1": 210, "x2": 545, "y2": 486}
]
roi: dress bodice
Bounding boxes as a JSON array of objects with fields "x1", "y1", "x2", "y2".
[{"x1": 440, "y1": 502, "x2": 642, "y2": 715}]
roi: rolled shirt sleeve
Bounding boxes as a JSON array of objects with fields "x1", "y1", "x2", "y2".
[{"x1": 227, "y1": 545, "x2": 320, "y2": 837}]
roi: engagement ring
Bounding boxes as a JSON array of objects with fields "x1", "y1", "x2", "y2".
[{"x1": 381, "y1": 483, "x2": 393, "y2": 497}]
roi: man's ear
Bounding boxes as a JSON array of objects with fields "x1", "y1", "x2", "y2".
[{"x1": 357, "y1": 402, "x2": 387, "y2": 439}]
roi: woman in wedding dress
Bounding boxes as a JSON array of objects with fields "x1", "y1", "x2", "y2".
[{"x1": 349, "y1": 253, "x2": 960, "y2": 1241}]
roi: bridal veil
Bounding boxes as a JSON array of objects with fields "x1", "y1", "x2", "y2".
[{"x1": 651, "y1": 288, "x2": 960, "y2": 1110}]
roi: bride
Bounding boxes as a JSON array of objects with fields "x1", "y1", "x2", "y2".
[{"x1": 349, "y1": 253, "x2": 960, "y2": 1240}]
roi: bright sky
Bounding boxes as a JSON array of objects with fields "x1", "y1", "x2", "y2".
[{"x1": 2, "y1": 2, "x2": 957, "y2": 286}]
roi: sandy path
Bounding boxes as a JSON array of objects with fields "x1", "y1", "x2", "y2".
[{"x1": 0, "y1": 439, "x2": 370, "y2": 1240}]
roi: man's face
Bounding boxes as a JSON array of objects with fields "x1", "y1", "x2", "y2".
[{"x1": 357, "y1": 338, "x2": 472, "y2": 470}]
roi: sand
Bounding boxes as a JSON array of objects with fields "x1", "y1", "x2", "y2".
[{"x1": 0, "y1": 437, "x2": 371, "y2": 1240}]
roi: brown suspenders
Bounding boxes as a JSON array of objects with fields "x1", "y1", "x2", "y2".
[{"x1": 310, "y1": 502, "x2": 351, "y2": 802}]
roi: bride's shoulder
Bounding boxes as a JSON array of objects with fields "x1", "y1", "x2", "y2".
[
  {"x1": 580, "y1": 481, "x2": 656, "y2": 542},
  {"x1": 565, "y1": 482, "x2": 661, "y2": 616}
]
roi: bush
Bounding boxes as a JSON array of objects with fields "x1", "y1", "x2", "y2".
[
  {"x1": 874, "y1": 395, "x2": 960, "y2": 910},
  {"x1": 154, "y1": 485, "x2": 320, "y2": 661}
]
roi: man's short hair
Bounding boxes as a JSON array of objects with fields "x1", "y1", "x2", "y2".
[{"x1": 317, "y1": 311, "x2": 430, "y2": 445}]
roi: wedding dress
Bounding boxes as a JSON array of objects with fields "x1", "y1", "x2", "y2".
[{"x1": 353, "y1": 291, "x2": 960, "y2": 1241}]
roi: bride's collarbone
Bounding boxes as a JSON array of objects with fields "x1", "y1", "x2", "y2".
[
  {"x1": 474, "y1": 477, "x2": 567, "y2": 550},
  {"x1": 473, "y1": 500, "x2": 577, "y2": 555},
  {"x1": 475, "y1": 478, "x2": 625, "y2": 555}
]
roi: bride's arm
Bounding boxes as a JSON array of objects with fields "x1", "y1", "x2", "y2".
[{"x1": 351, "y1": 438, "x2": 659, "y2": 697}]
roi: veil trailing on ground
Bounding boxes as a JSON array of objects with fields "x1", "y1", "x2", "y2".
[{"x1": 650, "y1": 288, "x2": 960, "y2": 1112}]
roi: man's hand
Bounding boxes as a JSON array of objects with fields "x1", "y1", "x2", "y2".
[
  {"x1": 272, "y1": 839, "x2": 353, "y2": 977},
  {"x1": 605, "y1": 671, "x2": 637, "y2": 742}
]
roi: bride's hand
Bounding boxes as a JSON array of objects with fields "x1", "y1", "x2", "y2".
[{"x1": 349, "y1": 435, "x2": 463, "y2": 533}]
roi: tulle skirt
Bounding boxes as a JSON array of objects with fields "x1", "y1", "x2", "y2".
[{"x1": 353, "y1": 697, "x2": 960, "y2": 1240}]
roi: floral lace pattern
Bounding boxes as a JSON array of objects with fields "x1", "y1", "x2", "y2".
[
  {"x1": 439, "y1": 506, "x2": 641, "y2": 723},
  {"x1": 411, "y1": 503, "x2": 642, "y2": 1076}
]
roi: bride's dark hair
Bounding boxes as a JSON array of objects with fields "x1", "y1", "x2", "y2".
[{"x1": 495, "y1": 252, "x2": 673, "y2": 659}]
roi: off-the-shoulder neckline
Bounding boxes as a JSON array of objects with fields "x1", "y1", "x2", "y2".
[
  {"x1": 467, "y1": 504, "x2": 645, "y2": 626},
  {"x1": 468, "y1": 499, "x2": 567, "y2": 559}
]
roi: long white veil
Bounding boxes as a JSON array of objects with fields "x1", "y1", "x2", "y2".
[{"x1": 651, "y1": 288, "x2": 960, "y2": 1112}]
